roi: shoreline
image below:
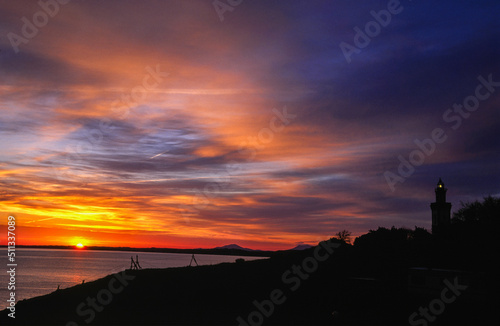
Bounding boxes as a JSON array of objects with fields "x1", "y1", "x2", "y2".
[
  {"x1": 1, "y1": 254, "x2": 285, "y2": 325},
  {"x1": 0, "y1": 244, "x2": 274, "y2": 257},
  {"x1": 0, "y1": 249, "x2": 269, "y2": 312}
]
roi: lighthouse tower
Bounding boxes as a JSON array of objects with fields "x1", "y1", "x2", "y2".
[{"x1": 430, "y1": 178, "x2": 451, "y2": 236}]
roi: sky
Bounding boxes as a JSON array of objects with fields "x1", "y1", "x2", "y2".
[{"x1": 0, "y1": 0, "x2": 498, "y2": 250}]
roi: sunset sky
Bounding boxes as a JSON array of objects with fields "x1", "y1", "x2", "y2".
[{"x1": 0, "y1": 0, "x2": 498, "y2": 250}]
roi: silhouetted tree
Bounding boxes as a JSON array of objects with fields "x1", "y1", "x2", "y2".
[
  {"x1": 452, "y1": 196, "x2": 500, "y2": 226},
  {"x1": 354, "y1": 226, "x2": 414, "y2": 250},
  {"x1": 450, "y1": 196, "x2": 500, "y2": 247},
  {"x1": 408, "y1": 226, "x2": 432, "y2": 242},
  {"x1": 353, "y1": 226, "x2": 436, "y2": 269},
  {"x1": 335, "y1": 229, "x2": 352, "y2": 244}
]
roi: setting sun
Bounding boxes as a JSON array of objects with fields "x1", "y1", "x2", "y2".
[{"x1": 76, "y1": 243, "x2": 84, "y2": 249}]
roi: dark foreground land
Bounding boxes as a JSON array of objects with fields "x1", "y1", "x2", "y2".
[{"x1": 1, "y1": 234, "x2": 498, "y2": 326}]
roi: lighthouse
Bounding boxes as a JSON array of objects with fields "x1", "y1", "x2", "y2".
[{"x1": 430, "y1": 178, "x2": 452, "y2": 236}]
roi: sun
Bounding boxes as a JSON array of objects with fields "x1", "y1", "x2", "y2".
[{"x1": 76, "y1": 243, "x2": 85, "y2": 249}]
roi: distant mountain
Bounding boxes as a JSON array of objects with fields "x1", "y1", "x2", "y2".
[
  {"x1": 214, "y1": 244, "x2": 256, "y2": 251},
  {"x1": 215, "y1": 243, "x2": 314, "y2": 251},
  {"x1": 290, "y1": 244, "x2": 313, "y2": 250}
]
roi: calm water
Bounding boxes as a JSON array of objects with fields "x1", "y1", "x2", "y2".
[{"x1": 0, "y1": 248, "x2": 265, "y2": 310}]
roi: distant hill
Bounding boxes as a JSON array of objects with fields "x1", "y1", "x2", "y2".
[
  {"x1": 214, "y1": 243, "x2": 315, "y2": 251},
  {"x1": 214, "y1": 244, "x2": 257, "y2": 251},
  {"x1": 290, "y1": 244, "x2": 313, "y2": 250}
]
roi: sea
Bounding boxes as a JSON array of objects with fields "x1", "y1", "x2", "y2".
[{"x1": 0, "y1": 247, "x2": 266, "y2": 310}]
